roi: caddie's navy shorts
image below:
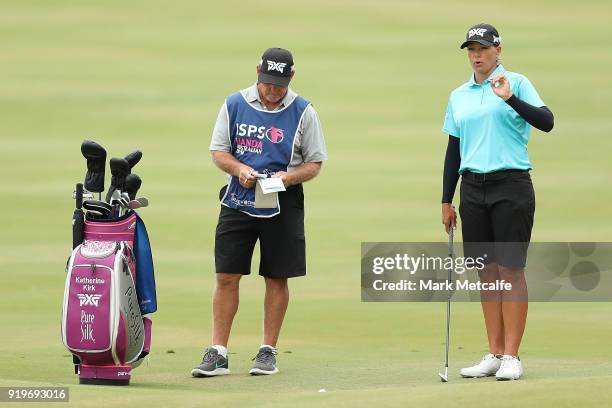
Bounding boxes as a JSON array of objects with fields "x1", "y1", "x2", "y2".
[{"x1": 214, "y1": 184, "x2": 306, "y2": 278}]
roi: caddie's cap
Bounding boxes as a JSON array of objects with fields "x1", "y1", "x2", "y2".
[{"x1": 258, "y1": 48, "x2": 294, "y2": 87}]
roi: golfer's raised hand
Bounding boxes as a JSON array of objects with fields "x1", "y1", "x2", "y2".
[
  {"x1": 237, "y1": 165, "x2": 256, "y2": 188},
  {"x1": 490, "y1": 74, "x2": 512, "y2": 101},
  {"x1": 442, "y1": 203, "x2": 457, "y2": 234}
]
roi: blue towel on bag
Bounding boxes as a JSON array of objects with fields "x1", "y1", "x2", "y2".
[{"x1": 134, "y1": 213, "x2": 157, "y2": 314}]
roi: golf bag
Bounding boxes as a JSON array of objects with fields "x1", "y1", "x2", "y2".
[{"x1": 62, "y1": 212, "x2": 153, "y2": 385}]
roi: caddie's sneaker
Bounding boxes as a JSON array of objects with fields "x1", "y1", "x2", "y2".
[
  {"x1": 249, "y1": 346, "x2": 279, "y2": 375},
  {"x1": 191, "y1": 348, "x2": 230, "y2": 377},
  {"x1": 460, "y1": 353, "x2": 502, "y2": 378},
  {"x1": 495, "y1": 355, "x2": 523, "y2": 381}
]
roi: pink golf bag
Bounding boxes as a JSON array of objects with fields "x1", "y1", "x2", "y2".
[{"x1": 62, "y1": 213, "x2": 152, "y2": 385}]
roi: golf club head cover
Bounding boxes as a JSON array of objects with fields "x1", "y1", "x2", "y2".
[
  {"x1": 124, "y1": 174, "x2": 142, "y2": 200},
  {"x1": 80, "y1": 140, "x2": 107, "y2": 193},
  {"x1": 124, "y1": 150, "x2": 142, "y2": 169},
  {"x1": 105, "y1": 157, "x2": 131, "y2": 202}
]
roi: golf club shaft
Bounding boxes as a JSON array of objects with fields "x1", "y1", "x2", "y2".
[{"x1": 444, "y1": 226, "x2": 454, "y2": 369}]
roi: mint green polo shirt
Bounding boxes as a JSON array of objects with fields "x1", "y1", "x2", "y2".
[{"x1": 442, "y1": 64, "x2": 545, "y2": 174}]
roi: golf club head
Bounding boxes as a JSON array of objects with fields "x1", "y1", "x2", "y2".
[
  {"x1": 110, "y1": 189, "x2": 122, "y2": 203},
  {"x1": 105, "y1": 158, "x2": 130, "y2": 202},
  {"x1": 81, "y1": 140, "x2": 107, "y2": 159},
  {"x1": 81, "y1": 140, "x2": 107, "y2": 193},
  {"x1": 83, "y1": 200, "x2": 112, "y2": 218},
  {"x1": 128, "y1": 198, "x2": 148, "y2": 209},
  {"x1": 135, "y1": 197, "x2": 148, "y2": 207},
  {"x1": 124, "y1": 174, "x2": 142, "y2": 200},
  {"x1": 439, "y1": 367, "x2": 448, "y2": 382},
  {"x1": 85, "y1": 209, "x2": 104, "y2": 220},
  {"x1": 124, "y1": 150, "x2": 142, "y2": 169}
]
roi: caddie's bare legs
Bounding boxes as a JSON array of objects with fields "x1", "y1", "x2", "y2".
[
  {"x1": 212, "y1": 273, "x2": 242, "y2": 346},
  {"x1": 262, "y1": 277, "x2": 289, "y2": 347}
]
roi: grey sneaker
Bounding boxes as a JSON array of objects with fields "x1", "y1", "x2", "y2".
[
  {"x1": 191, "y1": 348, "x2": 230, "y2": 377},
  {"x1": 249, "y1": 346, "x2": 279, "y2": 375}
]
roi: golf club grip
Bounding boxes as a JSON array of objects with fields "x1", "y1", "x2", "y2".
[{"x1": 76, "y1": 183, "x2": 83, "y2": 209}]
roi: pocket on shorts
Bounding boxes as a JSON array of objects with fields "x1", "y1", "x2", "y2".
[
  {"x1": 509, "y1": 174, "x2": 535, "y2": 209},
  {"x1": 284, "y1": 185, "x2": 304, "y2": 209}
]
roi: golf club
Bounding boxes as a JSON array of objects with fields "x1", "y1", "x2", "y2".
[
  {"x1": 128, "y1": 197, "x2": 149, "y2": 209},
  {"x1": 105, "y1": 157, "x2": 131, "y2": 203},
  {"x1": 80, "y1": 140, "x2": 107, "y2": 201},
  {"x1": 124, "y1": 174, "x2": 142, "y2": 201},
  {"x1": 119, "y1": 192, "x2": 131, "y2": 217},
  {"x1": 439, "y1": 224, "x2": 454, "y2": 383},
  {"x1": 83, "y1": 200, "x2": 113, "y2": 219},
  {"x1": 109, "y1": 190, "x2": 124, "y2": 218},
  {"x1": 124, "y1": 150, "x2": 142, "y2": 169},
  {"x1": 84, "y1": 209, "x2": 104, "y2": 220}
]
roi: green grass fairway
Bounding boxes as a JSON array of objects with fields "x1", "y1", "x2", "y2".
[{"x1": 1, "y1": 1, "x2": 611, "y2": 407}]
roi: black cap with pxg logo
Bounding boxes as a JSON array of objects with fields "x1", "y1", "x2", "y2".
[
  {"x1": 460, "y1": 23, "x2": 501, "y2": 49},
  {"x1": 258, "y1": 48, "x2": 294, "y2": 87}
]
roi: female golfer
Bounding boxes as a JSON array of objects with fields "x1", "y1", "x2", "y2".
[{"x1": 441, "y1": 23, "x2": 554, "y2": 380}]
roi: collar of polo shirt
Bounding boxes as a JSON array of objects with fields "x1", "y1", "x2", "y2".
[
  {"x1": 468, "y1": 64, "x2": 506, "y2": 86},
  {"x1": 245, "y1": 83, "x2": 295, "y2": 110}
]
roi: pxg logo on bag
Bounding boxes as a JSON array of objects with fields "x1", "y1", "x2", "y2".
[{"x1": 78, "y1": 293, "x2": 102, "y2": 307}]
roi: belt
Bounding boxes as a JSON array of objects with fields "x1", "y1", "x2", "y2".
[{"x1": 462, "y1": 169, "x2": 528, "y2": 182}]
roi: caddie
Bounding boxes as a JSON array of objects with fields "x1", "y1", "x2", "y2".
[{"x1": 192, "y1": 47, "x2": 327, "y2": 377}]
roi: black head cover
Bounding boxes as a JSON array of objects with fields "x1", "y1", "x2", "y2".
[
  {"x1": 105, "y1": 157, "x2": 131, "y2": 202},
  {"x1": 81, "y1": 140, "x2": 107, "y2": 193},
  {"x1": 124, "y1": 150, "x2": 142, "y2": 169},
  {"x1": 124, "y1": 174, "x2": 142, "y2": 200}
]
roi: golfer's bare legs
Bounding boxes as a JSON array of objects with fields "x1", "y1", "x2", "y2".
[
  {"x1": 499, "y1": 266, "x2": 528, "y2": 356},
  {"x1": 212, "y1": 273, "x2": 242, "y2": 346},
  {"x1": 479, "y1": 263, "x2": 504, "y2": 355},
  {"x1": 262, "y1": 277, "x2": 289, "y2": 347}
]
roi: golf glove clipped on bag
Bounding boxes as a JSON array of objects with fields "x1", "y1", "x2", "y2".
[{"x1": 81, "y1": 140, "x2": 107, "y2": 193}]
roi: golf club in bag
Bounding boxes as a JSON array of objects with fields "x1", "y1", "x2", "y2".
[
  {"x1": 439, "y1": 225, "x2": 454, "y2": 383},
  {"x1": 81, "y1": 140, "x2": 107, "y2": 200},
  {"x1": 63, "y1": 142, "x2": 156, "y2": 386},
  {"x1": 72, "y1": 183, "x2": 85, "y2": 249}
]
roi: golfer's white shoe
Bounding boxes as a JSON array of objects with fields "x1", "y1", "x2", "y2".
[
  {"x1": 495, "y1": 355, "x2": 523, "y2": 381},
  {"x1": 460, "y1": 353, "x2": 502, "y2": 378}
]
